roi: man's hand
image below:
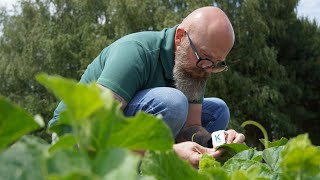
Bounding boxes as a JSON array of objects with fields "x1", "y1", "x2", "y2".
[
  {"x1": 175, "y1": 125, "x2": 211, "y2": 147},
  {"x1": 224, "y1": 129, "x2": 246, "y2": 144},
  {"x1": 173, "y1": 141, "x2": 222, "y2": 168}
]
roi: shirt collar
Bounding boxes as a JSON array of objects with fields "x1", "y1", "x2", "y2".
[{"x1": 160, "y1": 25, "x2": 178, "y2": 81}]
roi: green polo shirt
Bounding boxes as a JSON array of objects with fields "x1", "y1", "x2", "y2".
[
  {"x1": 80, "y1": 25, "x2": 177, "y2": 102},
  {"x1": 49, "y1": 25, "x2": 178, "y2": 127}
]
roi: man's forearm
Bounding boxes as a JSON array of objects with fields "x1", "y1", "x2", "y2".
[{"x1": 175, "y1": 125, "x2": 212, "y2": 147}]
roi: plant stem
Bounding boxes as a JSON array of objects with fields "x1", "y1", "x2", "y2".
[{"x1": 241, "y1": 120, "x2": 269, "y2": 149}]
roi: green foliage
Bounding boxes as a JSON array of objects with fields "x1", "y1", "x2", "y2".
[
  {"x1": 215, "y1": 143, "x2": 251, "y2": 163},
  {"x1": 0, "y1": 75, "x2": 174, "y2": 179},
  {"x1": 0, "y1": 97, "x2": 41, "y2": 151},
  {"x1": 198, "y1": 133, "x2": 320, "y2": 179},
  {"x1": 280, "y1": 134, "x2": 320, "y2": 179},
  {"x1": 199, "y1": 154, "x2": 221, "y2": 169},
  {"x1": 141, "y1": 150, "x2": 208, "y2": 180},
  {"x1": 37, "y1": 74, "x2": 174, "y2": 154},
  {"x1": 232, "y1": 149, "x2": 263, "y2": 162},
  {"x1": 259, "y1": 137, "x2": 288, "y2": 148},
  {"x1": 1, "y1": 75, "x2": 320, "y2": 179}
]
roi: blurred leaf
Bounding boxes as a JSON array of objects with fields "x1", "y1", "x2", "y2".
[
  {"x1": 47, "y1": 172, "x2": 100, "y2": 180},
  {"x1": 199, "y1": 154, "x2": 221, "y2": 169},
  {"x1": 94, "y1": 148, "x2": 140, "y2": 179},
  {"x1": 47, "y1": 149, "x2": 92, "y2": 176},
  {"x1": 141, "y1": 150, "x2": 207, "y2": 180},
  {"x1": 199, "y1": 154, "x2": 228, "y2": 179},
  {"x1": 0, "y1": 136, "x2": 49, "y2": 180},
  {"x1": 0, "y1": 97, "x2": 40, "y2": 151},
  {"x1": 230, "y1": 170, "x2": 249, "y2": 180},
  {"x1": 36, "y1": 73, "x2": 111, "y2": 120},
  {"x1": 49, "y1": 134, "x2": 77, "y2": 154},
  {"x1": 108, "y1": 112, "x2": 174, "y2": 151},
  {"x1": 280, "y1": 134, "x2": 320, "y2": 178}
]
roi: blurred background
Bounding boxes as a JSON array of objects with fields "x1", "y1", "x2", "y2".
[{"x1": 0, "y1": 0, "x2": 319, "y2": 147}]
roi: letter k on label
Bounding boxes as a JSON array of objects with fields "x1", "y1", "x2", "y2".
[
  {"x1": 211, "y1": 130, "x2": 226, "y2": 147},
  {"x1": 215, "y1": 134, "x2": 221, "y2": 142}
]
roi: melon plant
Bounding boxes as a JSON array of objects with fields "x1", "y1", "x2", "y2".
[{"x1": 0, "y1": 74, "x2": 319, "y2": 180}]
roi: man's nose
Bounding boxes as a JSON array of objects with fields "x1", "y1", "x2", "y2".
[{"x1": 204, "y1": 68, "x2": 214, "y2": 73}]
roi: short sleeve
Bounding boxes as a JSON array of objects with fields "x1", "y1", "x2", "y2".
[{"x1": 97, "y1": 41, "x2": 149, "y2": 102}]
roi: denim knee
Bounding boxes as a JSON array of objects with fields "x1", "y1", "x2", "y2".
[
  {"x1": 202, "y1": 98, "x2": 230, "y2": 132},
  {"x1": 124, "y1": 87, "x2": 188, "y2": 138},
  {"x1": 153, "y1": 88, "x2": 189, "y2": 137}
]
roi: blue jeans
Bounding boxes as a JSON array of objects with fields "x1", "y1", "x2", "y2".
[{"x1": 124, "y1": 87, "x2": 230, "y2": 138}]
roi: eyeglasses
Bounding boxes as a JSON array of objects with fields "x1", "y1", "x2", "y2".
[{"x1": 185, "y1": 31, "x2": 228, "y2": 73}]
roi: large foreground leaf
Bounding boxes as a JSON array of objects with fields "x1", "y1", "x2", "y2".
[
  {"x1": 141, "y1": 150, "x2": 208, "y2": 180},
  {"x1": 94, "y1": 148, "x2": 141, "y2": 180},
  {"x1": 280, "y1": 134, "x2": 320, "y2": 179},
  {"x1": 0, "y1": 97, "x2": 40, "y2": 151},
  {"x1": 0, "y1": 136, "x2": 49, "y2": 180},
  {"x1": 36, "y1": 74, "x2": 111, "y2": 120},
  {"x1": 48, "y1": 134, "x2": 77, "y2": 154},
  {"x1": 38, "y1": 74, "x2": 173, "y2": 152},
  {"x1": 108, "y1": 112, "x2": 174, "y2": 151},
  {"x1": 47, "y1": 149, "x2": 92, "y2": 176}
]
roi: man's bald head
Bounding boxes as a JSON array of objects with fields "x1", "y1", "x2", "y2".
[
  {"x1": 173, "y1": 7, "x2": 235, "y2": 102},
  {"x1": 174, "y1": 7, "x2": 235, "y2": 66}
]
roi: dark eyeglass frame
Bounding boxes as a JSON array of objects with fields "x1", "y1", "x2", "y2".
[{"x1": 185, "y1": 31, "x2": 228, "y2": 72}]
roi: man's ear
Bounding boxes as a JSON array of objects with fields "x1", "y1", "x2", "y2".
[{"x1": 174, "y1": 28, "x2": 185, "y2": 47}]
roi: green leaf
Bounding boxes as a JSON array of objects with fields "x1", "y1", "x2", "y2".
[
  {"x1": 199, "y1": 154, "x2": 221, "y2": 169},
  {"x1": 108, "y1": 112, "x2": 174, "y2": 151},
  {"x1": 140, "y1": 150, "x2": 208, "y2": 180},
  {"x1": 280, "y1": 134, "x2": 320, "y2": 178},
  {"x1": 262, "y1": 146, "x2": 285, "y2": 172},
  {"x1": 47, "y1": 149, "x2": 92, "y2": 176},
  {"x1": 48, "y1": 111, "x2": 73, "y2": 136},
  {"x1": 72, "y1": 104, "x2": 120, "y2": 153},
  {"x1": 198, "y1": 154, "x2": 229, "y2": 180},
  {"x1": 223, "y1": 158, "x2": 274, "y2": 179},
  {"x1": 40, "y1": 74, "x2": 173, "y2": 153},
  {"x1": 47, "y1": 172, "x2": 100, "y2": 180},
  {"x1": 0, "y1": 136, "x2": 49, "y2": 180},
  {"x1": 94, "y1": 148, "x2": 140, "y2": 180},
  {"x1": 49, "y1": 134, "x2": 77, "y2": 154},
  {"x1": 200, "y1": 167, "x2": 229, "y2": 180},
  {"x1": 259, "y1": 137, "x2": 288, "y2": 148},
  {"x1": 230, "y1": 170, "x2": 249, "y2": 180},
  {"x1": 36, "y1": 73, "x2": 112, "y2": 120},
  {"x1": 233, "y1": 149, "x2": 263, "y2": 162},
  {"x1": 0, "y1": 97, "x2": 40, "y2": 151},
  {"x1": 215, "y1": 143, "x2": 251, "y2": 163}
]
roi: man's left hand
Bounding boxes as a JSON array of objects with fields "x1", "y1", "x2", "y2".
[{"x1": 224, "y1": 129, "x2": 245, "y2": 144}]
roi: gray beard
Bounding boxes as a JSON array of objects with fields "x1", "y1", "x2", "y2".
[{"x1": 173, "y1": 41, "x2": 209, "y2": 102}]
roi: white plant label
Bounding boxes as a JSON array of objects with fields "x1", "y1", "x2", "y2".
[{"x1": 211, "y1": 130, "x2": 226, "y2": 147}]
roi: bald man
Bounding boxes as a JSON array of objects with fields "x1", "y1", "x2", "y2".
[{"x1": 50, "y1": 6, "x2": 245, "y2": 167}]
